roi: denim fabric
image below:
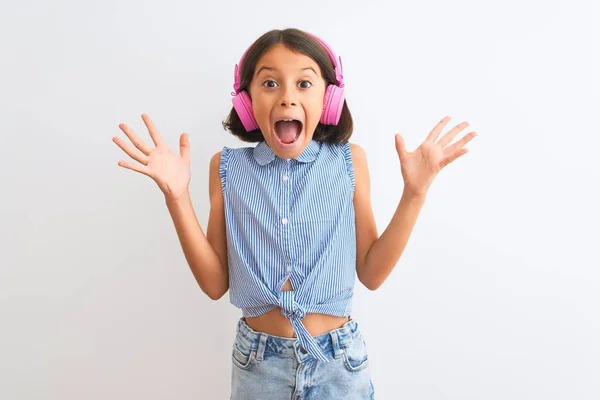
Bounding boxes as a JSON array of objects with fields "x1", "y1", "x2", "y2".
[{"x1": 230, "y1": 318, "x2": 375, "y2": 399}]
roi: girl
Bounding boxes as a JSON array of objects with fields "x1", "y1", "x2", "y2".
[{"x1": 113, "y1": 28, "x2": 476, "y2": 399}]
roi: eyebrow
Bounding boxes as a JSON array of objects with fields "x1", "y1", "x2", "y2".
[{"x1": 255, "y1": 66, "x2": 317, "y2": 77}]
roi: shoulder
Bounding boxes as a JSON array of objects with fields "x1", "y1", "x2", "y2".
[
  {"x1": 349, "y1": 142, "x2": 368, "y2": 169},
  {"x1": 347, "y1": 143, "x2": 370, "y2": 192},
  {"x1": 349, "y1": 142, "x2": 366, "y2": 159},
  {"x1": 209, "y1": 151, "x2": 223, "y2": 189},
  {"x1": 210, "y1": 149, "x2": 231, "y2": 194},
  {"x1": 209, "y1": 145, "x2": 253, "y2": 169},
  {"x1": 322, "y1": 141, "x2": 366, "y2": 162},
  {"x1": 210, "y1": 150, "x2": 222, "y2": 167},
  {"x1": 210, "y1": 146, "x2": 258, "y2": 191}
]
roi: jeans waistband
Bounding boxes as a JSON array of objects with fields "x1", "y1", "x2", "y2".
[{"x1": 234, "y1": 317, "x2": 361, "y2": 361}]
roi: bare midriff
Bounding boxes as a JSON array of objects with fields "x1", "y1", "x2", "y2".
[{"x1": 244, "y1": 279, "x2": 350, "y2": 338}]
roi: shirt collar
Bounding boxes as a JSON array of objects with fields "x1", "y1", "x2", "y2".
[{"x1": 253, "y1": 140, "x2": 321, "y2": 166}]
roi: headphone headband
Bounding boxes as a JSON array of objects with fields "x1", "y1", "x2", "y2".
[{"x1": 232, "y1": 32, "x2": 344, "y2": 94}]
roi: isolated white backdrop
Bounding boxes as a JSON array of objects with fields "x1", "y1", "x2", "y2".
[{"x1": 1, "y1": 0, "x2": 599, "y2": 399}]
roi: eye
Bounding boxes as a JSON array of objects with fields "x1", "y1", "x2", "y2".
[
  {"x1": 298, "y1": 80, "x2": 312, "y2": 89},
  {"x1": 262, "y1": 80, "x2": 278, "y2": 88}
]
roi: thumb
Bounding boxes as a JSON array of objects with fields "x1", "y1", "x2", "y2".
[
  {"x1": 179, "y1": 133, "x2": 190, "y2": 161},
  {"x1": 395, "y1": 133, "x2": 407, "y2": 160}
]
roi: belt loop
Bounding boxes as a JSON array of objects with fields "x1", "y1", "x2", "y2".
[
  {"x1": 255, "y1": 333, "x2": 268, "y2": 361},
  {"x1": 330, "y1": 330, "x2": 342, "y2": 359}
]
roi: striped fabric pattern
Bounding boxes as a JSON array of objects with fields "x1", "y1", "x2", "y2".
[{"x1": 220, "y1": 139, "x2": 356, "y2": 362}]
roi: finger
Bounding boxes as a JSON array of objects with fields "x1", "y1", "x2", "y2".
[
  {"x1": 141, "y1": 113, "x2": 164, "y2": 147},
  {"x1": 117, "y1": 159, "x2": 151, "y2": 177},
  {"x1": 440, "y1": 148, "x2": 468, "y2": 169},
  {"x1": 179, "y1": 133, "x2": 190, "y2": 161},
  {"x1": 437, "y1": 121, "x2": 470, "y2": 148},
  {"x1": 118, "y1": 123, "x2": 153, "y2": 155},
  {"x1": 426, "y1": 116, "x2": 451, "y2": 142},
  {"x1": 113, "y1": 136, "x2": 149, "y2": 165},
  {"x1": 395, "y1": 133, "x2": 408, "y2": 160},
  {"x1": 444, "y1": 131, "x2": 477, "y2": 155}
]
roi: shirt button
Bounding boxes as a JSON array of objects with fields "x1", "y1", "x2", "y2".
[
  {"x1": 282, "y1": 175, "x2": 289, "y2": 182},
  {"x1": 287, "y1": 264, "x2": 292, "y2": 272},
  {"x1": 281, "y1": 217, "x2": 288, "y2": 224}
]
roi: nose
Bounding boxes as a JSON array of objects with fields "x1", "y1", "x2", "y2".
[{"x1": 279, "y1": 86, "x2": 297, "y2": 107}]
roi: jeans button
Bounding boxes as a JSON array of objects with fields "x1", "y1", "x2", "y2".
[{"x1": 300, "y1": 347, "x2": 307, "y2": 354}]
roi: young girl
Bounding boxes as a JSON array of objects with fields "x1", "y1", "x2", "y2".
[{"x1": 113, "y1": 28, "x2": 476, "y2": 399}]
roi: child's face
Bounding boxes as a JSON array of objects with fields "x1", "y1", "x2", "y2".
[{"x1": 248, "y1": 43, "x2": 327, "y2": 159}]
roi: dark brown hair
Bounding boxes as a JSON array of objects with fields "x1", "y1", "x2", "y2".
[{"x1": 222, "y1": 28, "x2": 353, "y2": 143}]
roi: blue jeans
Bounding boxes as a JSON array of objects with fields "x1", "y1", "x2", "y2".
[{"x1": 230, "y1": 317, "x2": 375, "y2": 399}]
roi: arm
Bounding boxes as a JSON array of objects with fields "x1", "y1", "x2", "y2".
[
  {"x1": 351, "y1": 143, "x2": 426, "y2": 291},
  {"x1": 166, "y1": 151, "x2": 229, "y2": 300},
  {"x1": 352, "y1": 116, "x2": 477, "y2": 290}
]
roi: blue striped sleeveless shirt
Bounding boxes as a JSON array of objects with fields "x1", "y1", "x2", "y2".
[{"x1": 219, "y1": 139, "x2": 356, "y2": 362}]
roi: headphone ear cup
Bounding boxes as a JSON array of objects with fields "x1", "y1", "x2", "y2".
[
  {"x1": 232, "y1": 90, "x2": 259, "y2": 132},
  {"x1": 321, "y1": 84, "x2": 345, "y2": 125}
]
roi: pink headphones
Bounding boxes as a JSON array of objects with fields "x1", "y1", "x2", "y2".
[{"x1": 231, "y1": 33, "x2": 345, "y2": 132}]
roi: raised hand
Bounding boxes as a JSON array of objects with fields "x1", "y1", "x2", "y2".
[
  {"x1": 113, "y1": 113, "x2": 191, "y2": 201},
  {"x1": 394, "y1": 116, "x2": 477, "y2": 197}
]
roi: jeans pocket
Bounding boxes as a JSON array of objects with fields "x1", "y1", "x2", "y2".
[
  {"x1": 231, "y1": 342, "x2": 256, "y2": 371},
  {"x1": 341, "y1": 334, "x2": 369, "y2": 372}
]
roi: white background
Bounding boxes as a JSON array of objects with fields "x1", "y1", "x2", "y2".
[{"x1": 1, "y1": 0, "x2": 599, "y2": 398}]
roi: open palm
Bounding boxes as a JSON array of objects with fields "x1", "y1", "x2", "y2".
[
  {"x1": 113, "y1": 114, "x2": 191, "y2": 201},
  {"x1": 395, "y1": 116, "x2": 477, "y2": 197}
]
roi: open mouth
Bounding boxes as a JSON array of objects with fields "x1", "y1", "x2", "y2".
[{"x1": 274, "y1": 118, "x2": 303, "y2": 145}]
